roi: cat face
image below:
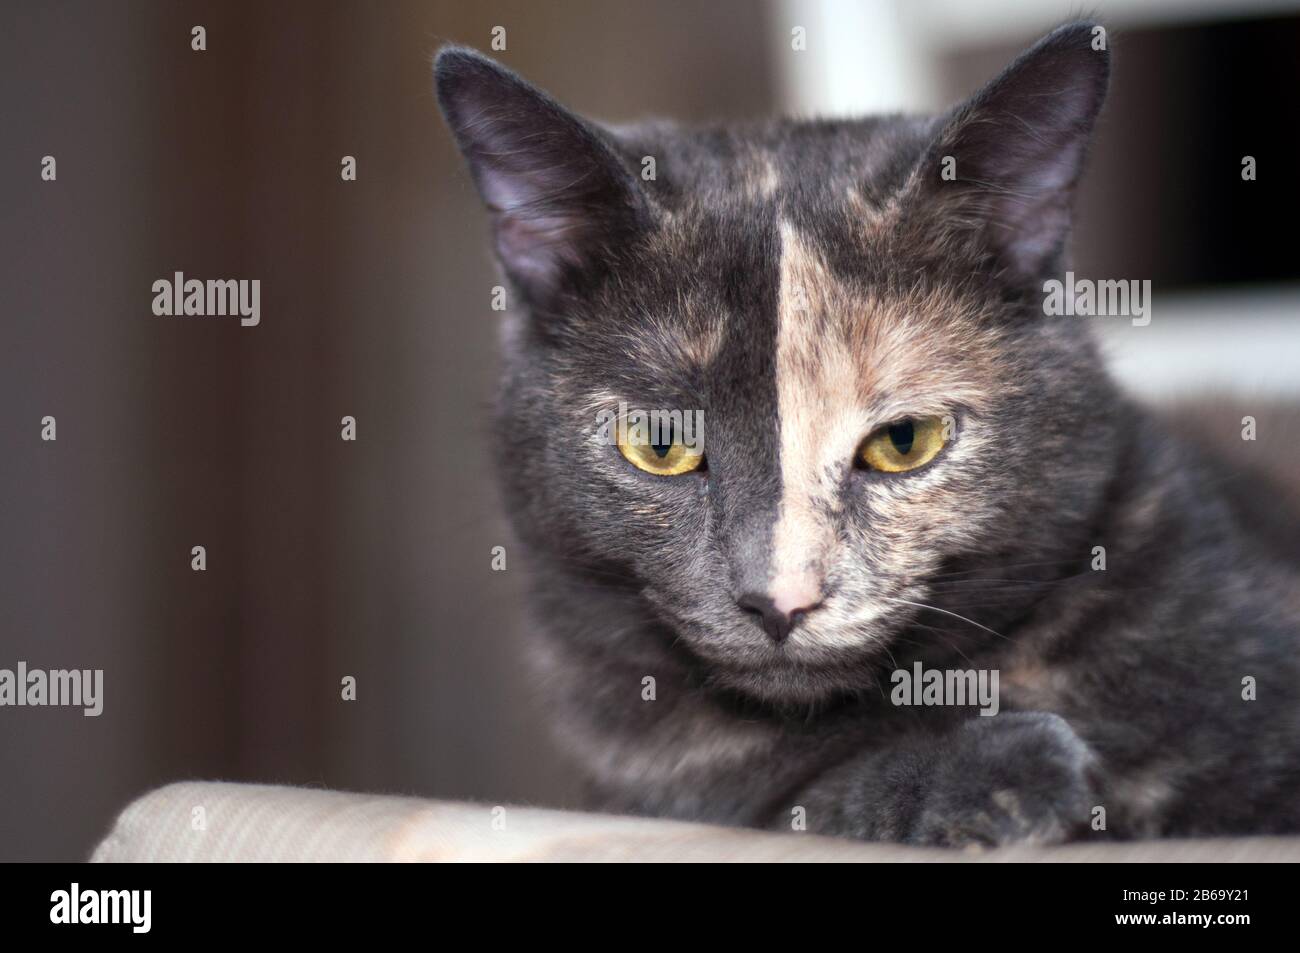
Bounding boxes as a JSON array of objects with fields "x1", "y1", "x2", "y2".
[{"x1": 437, "y1": 24, "x2": 1117, "y2": 704}]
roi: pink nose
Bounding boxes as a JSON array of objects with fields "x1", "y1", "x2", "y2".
[
  {"x1": 770, "y1": 578, "x2": 822, "y2": 618},
  {"x1": 736, "y1": 578, "x2": 823, "y2": 644}
]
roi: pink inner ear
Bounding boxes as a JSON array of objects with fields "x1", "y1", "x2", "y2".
[
  {"x1": 928, "y1": 97, "x2": 1103, "y2": 278},
  {"x1": 436, "y1": 49, "x2": 648, "y2": 301},
  {"x1": 470, "y1": 121, "x2": 623, "y2": 295},
  {"x1": 989, "y1": 134, "x2": 1086, "y2": 275},
  {"x1": 493, "y1": 210, "x2": 587, "y2": 294},
  {"x1": 917, "y1": 26, "x2": 1107, "y2": 278}
]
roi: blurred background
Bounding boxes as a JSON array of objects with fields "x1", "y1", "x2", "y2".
[{"x1": 2, "y1": 0, "x2": 1297, "y2": 861}]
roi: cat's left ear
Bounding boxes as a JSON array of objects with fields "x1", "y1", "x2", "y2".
[
  {"x1": 912, "y1": 22, "x2": 1110, "y2": 281},
  {"x1": 434, "y1": 47, "x2": 650, "y2": 309}
]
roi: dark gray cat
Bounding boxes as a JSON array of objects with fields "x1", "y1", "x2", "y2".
[{"x1": 435, "y1": 22, "x2": 1300, "y2": 846}]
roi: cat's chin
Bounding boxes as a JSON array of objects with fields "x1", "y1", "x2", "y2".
[
  {"x1": 708, "y1": 657, "x2": 881, "y2": 708},
  {"x1": 649, "y1": 591, "x2": 901, "y2": 706}
]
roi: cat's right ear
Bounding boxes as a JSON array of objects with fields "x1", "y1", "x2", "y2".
[
  {"x1": 434, "y1": 47, "x2": 650, "y2": 308},
  {"x1": 906, "y1": 22, "x2": 1110, "y2": 283}
]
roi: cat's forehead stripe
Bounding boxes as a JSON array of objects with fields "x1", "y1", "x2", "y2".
[
  {"x1": 769, "y1": 221, "x2": 864, "y2": 605},
  {"x1": 745, "y1": 152, "x2": 780, "y2": 200}
]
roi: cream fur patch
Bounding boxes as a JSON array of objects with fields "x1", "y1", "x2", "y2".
[{"x1": 772, "y1": 221, "x2": 1008, "y2": 642}]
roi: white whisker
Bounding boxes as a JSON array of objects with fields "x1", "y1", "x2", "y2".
[{"x1": 886, "y1": 598, "x2": 1011, "y2": 642}]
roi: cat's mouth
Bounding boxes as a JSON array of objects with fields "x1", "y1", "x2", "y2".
[{"x1": 649, "y1": 594, "x2": 903, "y2": 704}]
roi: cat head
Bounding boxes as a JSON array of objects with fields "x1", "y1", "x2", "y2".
[{"x1": 436, "y1": 24, "x2": 1118, "y2": 705}]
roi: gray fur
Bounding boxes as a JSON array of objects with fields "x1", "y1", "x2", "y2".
[{"x1": 435, "y1": 23, "x2": 1300, "y2": 845}]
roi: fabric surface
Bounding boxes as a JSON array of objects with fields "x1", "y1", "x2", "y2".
[{"x1": 89, "y1": 782, "x2": 1300, "y2": 862}]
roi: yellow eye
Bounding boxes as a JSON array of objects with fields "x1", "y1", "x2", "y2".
[
  {"x1": 616, "y1": 417, "x2": 705, "y2": 476},
  {"x1": 858, "y1": 415, "x2": 949, "y2": 473}
]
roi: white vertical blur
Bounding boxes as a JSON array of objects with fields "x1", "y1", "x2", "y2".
[
  {"x1": 769, "y1": 0, "x2": 939, "y2": 117},
  {"x1": 769, "y1": 0, "x2": 1300, "y2": 117},
  {"x1": 1096, "y1": 290, "x2": 1300, "y2": 398}
]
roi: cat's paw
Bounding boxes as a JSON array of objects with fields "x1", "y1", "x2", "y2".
[{"x1": 908, "y1": 713, "x2": 1097, "y2": 849}]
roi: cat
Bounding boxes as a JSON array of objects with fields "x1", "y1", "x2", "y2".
[{"x1": 434, "y1": 22, "x2": 1300, "y2": 846}]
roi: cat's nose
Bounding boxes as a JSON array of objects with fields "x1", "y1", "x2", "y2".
[{"x1": 736, "y1": 587, "x2": 821, "y2": 645}]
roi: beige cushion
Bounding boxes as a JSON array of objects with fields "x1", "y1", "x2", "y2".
[{"x1": 90, "y1": 781, "x2": 1300, "y2": 862}]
